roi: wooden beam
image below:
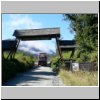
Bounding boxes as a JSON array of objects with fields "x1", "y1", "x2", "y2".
[
  {"x1": 7, "y1": 39, "x2": 17, "y2": 59},
  {"x1": 12, "y1": 39, "x2": 20, "y2": 59},
  {"x1": 70, "y1": 49, "x2": 75, "y2": 59},
  {"x1": 56, "y1": 37, "x2": 63, "y2": 60}
]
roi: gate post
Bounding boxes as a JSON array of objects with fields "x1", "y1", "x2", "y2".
[
  {"x1": 12, "y1": 39, "x2": 20, "y2": 59},
  {"x1": 7, "y1": 38, "x2": 20, "y2": 59},
  {"x1": 55, "y1": 37, "x2": 63, "y2": 60}
]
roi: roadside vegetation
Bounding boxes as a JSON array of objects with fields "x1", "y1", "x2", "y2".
[
  {"x1": 59, "y1": 69, "x2": 98, "y2": 86},
  {"x1": 51, "y1": 52, "x2": 98, "y2": 86},
  {"x1": 64, "y1": 14, "x2": 98, "y2": 67},
  {"x1": 50, "y1": 14, "x2": 98, "y2": 86},
  {"x1": 2, "y1": 51, "x2": 35, "y2": 83}
]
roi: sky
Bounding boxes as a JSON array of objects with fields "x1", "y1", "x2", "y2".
[{"x1": 2, "y1": 14, "x2": 75, "y2": 54}]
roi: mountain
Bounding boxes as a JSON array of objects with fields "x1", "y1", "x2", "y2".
[{"x1": 18, "y1": 46, "x2": 56, "y2": 57}]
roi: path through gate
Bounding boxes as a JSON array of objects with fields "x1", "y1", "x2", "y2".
[
  {"x1": 2, "y1": 27, "x2": 61, "y2": 59},
  {"x1": 2, "y1": 27, "x2": 76, "y2": 69}
]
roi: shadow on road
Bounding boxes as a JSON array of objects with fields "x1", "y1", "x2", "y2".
[
  {"x1": 2, "y1": 66, "x2": 57, "y2": 86},
  {"x1": 27, "y1": 71, "x2": 57, "y2": 76},
  {"x1": 3, "y1": 75, "x2": 49, "y2": 86}
]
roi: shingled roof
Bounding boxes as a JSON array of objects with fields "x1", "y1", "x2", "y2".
[
  {"x1": 13, "y1": 27, "x2": 60, "y2": 40},
  {"x1": 58, "y1": 40, "x2": 76, "y2": 51},
  {"x1": 2, "y1": 40, "x2": 17, "y2": 51}
]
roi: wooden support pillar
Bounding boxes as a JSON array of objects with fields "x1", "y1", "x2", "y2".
[
  {"x1": 12, "y1": 39, "x2": 20, "y2": 59},
  {"x1": 70, "y1": 59, "x2": 73, "y2": 71},
  {"x1": 56, "y1": 37, "x2": 63, "y2": 60},
  {"x1": 70, "y1": 49, "x2": 75, "y2": 59},
  {"x1": 7, "y1": 38, "x2": 18, "y2": 59}
]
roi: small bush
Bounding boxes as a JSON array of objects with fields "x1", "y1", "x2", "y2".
[
  {"x1": 2, "y1": 60, "x2": 18, "y2": 82},
  {"x1": 2, "y1": 51, "x2": 34, "y2": 83},
  {"x1": 62, "y1": 51, "x2": 72, "y2": 59},
  {"x1": 51, "y1": 56, "x2": 59, "y2": 71},
  {"x1": 51, "y1": 52, "x2": 72, "y2": 72}
]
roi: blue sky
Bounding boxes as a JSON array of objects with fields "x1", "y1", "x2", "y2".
[{"x1": 2, "y1": 14, "x2": 75, "y2": 54}]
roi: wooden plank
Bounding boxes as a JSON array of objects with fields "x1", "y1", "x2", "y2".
[
  {"x1": 70, "y1": 49, "x2": 75, "y2": 59},
  {"x1": 2, "y1": 40, "x2": 16, "y2": 51},
  {"x1": 58, "y1": 40, "x2": 76, "y2": 46},
  {"x1": 59, "y1": 46, "x2": 76, "y2": 48},
  {"x1": 12, "y1": 39, "x2": 20, "y2": 59},
  {"x1": 56, "y1": 37, "x2": 63, "y2": 60},
  {"x1": 13, "y1": 27, "x2": 60, "y2": 40},
  {"x1": 6, "y1": 39, "x2": 18, "y2": 59}
]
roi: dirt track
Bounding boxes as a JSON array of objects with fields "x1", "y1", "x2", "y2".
[{"x1": 3, "y1": 66, "x2": 64, "y2": 86}]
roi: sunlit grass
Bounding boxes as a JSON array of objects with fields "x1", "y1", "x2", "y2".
[
  {"x1": 59, "y1": 69, "x2": 98, "y2": 86},
  {"x1": 2, "y1": 51, "x2": 34, "y2": 83}
]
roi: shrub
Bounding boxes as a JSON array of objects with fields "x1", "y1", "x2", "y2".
[
  {"x1": 2, "y1": 60, "x2": 18, "y2": 83},
  {"x1": 51, "y1": 56, "x2": 59, "y2": 71},
  {"x1": 2, "y1": 51, "x2": 34, "y2": 83}
]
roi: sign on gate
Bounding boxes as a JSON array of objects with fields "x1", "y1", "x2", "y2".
[{"x1": 72, "y1": 63, "x2": 79, "y2": 71}]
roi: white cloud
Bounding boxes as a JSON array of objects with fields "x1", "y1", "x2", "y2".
[
  {"x1": 18, "y1": 41, "x2": 56, "y2": 54},
  {"x1": 2, "y1": 14, "x2": 43, "y2": 40},
  {"x1": 4, "y1": 14, "x2": 56, "y2": 54},
  {"x1": 9, "y1": 14, "x2": 43, "y2": 29}
]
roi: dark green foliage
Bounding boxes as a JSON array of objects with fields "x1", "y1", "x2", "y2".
[
  {"x1": 2, "y1": 51, "x2": 34, "y2": 83},
  {"x1": 51, "y1": 52, "x2": 71, "y2": 73},
  {"x1": 2, "y1": 59, "x2": 17, "y2": 82},
  {"x1": 51, "y1": 56, "x2": 59, "y2": 71},
  {"x1": 64, "y1": 14, "x2": 98, "y2": 68}
]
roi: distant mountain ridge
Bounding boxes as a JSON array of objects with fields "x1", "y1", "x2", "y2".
[{"x1": 18, "y1": 44, "x2": 56, "y2": 56}]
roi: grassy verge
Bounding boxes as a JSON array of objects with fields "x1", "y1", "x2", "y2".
[
  {"x1": 50, "y1": 52, "x2": 98, "y2": 86},
  {"x1": 2, "y1": 51, "x2": 34, "y2": 83},
  {"x1": 58, "y1": 69, "x2": 98, "y2": 86}
]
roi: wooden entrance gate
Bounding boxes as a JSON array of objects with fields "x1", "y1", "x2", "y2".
[
  {"x1": 2, "y1": 27, "x2": 61, "y2": 59},
  {"x1": 2, "y1": 27, "x2": 76, "y2": 69}
]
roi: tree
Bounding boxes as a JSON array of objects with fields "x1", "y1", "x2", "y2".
[{"x1": 64, "y1": 14, "x2": 98, "y2": 62}]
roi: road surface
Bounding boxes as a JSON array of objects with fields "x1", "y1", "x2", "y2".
[{"x1": 3, "y1": 66, "x2": 64, "y2": 86}]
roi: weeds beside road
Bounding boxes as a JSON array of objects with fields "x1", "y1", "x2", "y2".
[
  {"x1": 50, "y1": 52, "x2": 98, "y2": 86},
  {"x1": 2, "y1": 51, "x2": 34, "y2": 83},
  {"x1": 58, "y1": 69, "x2": 98, "y2": 86}
]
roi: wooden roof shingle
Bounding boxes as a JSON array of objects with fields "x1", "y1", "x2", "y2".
[
  {"x1": 13, "y1": 27, "x2": 60, "y2": 40},
  {"x1": 58, "y1": 40, "x2": 76, "y2": 51},
  {"x1": 2, "y1": 40, "x2": 17, "y2": 51}
]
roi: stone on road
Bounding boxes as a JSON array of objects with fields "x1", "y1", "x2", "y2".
[{"x1": 3, "y1": 66, "x2": 64, "y2": 86}]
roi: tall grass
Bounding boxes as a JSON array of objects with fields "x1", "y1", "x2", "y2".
[
  {"x1": 50, "y1": 52, "x2": 98, "y2": 86},
  {"x1": 59, "y1": 69, "x2": 98, "y2": 86},
  {"x1": 2, "y1": 51, "x2": 35, "y2": 83}
]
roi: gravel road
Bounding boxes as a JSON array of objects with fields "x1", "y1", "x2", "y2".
[{"x1": 3, "y1": 66, "x2": 64, "y2": 86}]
